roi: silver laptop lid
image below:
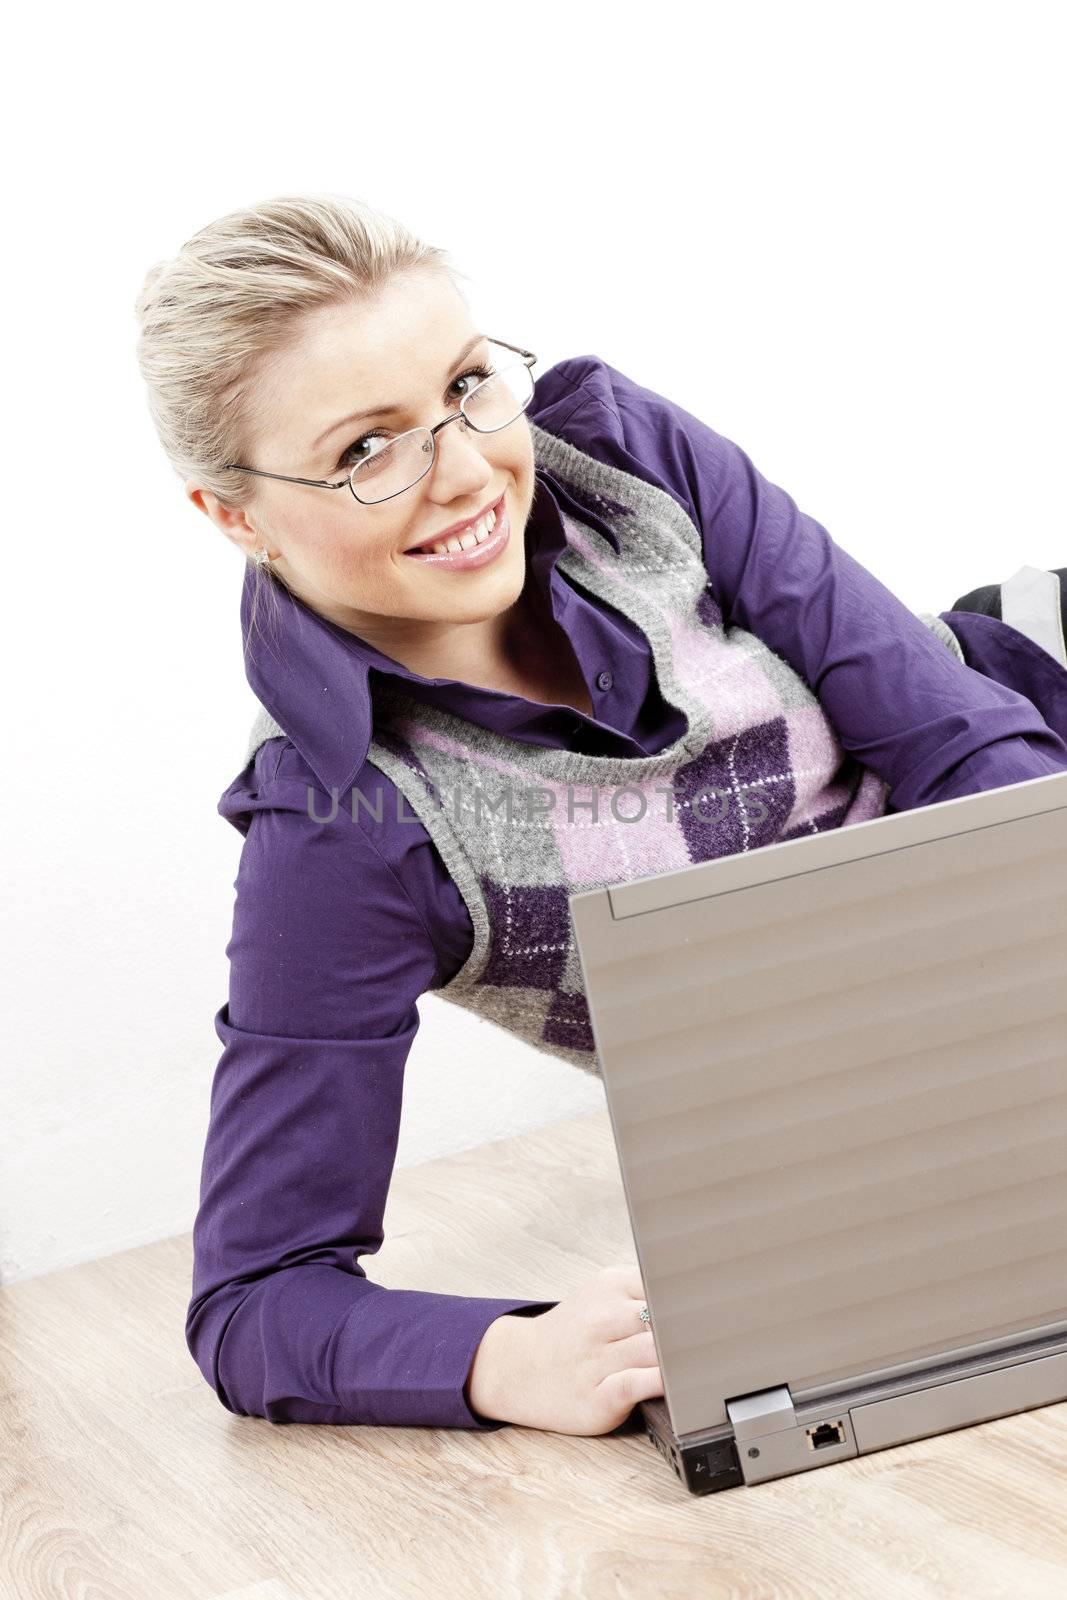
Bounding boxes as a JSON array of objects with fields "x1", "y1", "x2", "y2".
[{"x1": 570, "y1": 769, "x2": 1067, "y2": 1440}]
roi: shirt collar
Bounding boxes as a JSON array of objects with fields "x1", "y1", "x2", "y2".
[{"x1": 239, "y1": 463, "x2": 620, "y2": 796}]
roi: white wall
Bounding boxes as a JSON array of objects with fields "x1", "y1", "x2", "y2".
[{"x1": 4, "y1": 0, "x2": 1064, "y2": 1282}]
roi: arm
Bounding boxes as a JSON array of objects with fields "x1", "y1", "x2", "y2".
[
  {"x1": 188, "y1": 758, "x2": 556, "y2": 1428},
  {"x1": 545, "y1": 356, "x2": 1067, "y2": 811}
]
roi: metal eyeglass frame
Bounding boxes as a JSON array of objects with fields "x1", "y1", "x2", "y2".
[{"x1": 222, "y1": 337, "x2": 537, "y2": 505}]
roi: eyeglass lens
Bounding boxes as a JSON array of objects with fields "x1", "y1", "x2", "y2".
[{"x1": 349, "y1": 357, "x2": 535, "y2": 504}]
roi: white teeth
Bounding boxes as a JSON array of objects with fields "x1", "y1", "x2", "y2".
[
  {"x1": 416, "y1": 505, "x2": 498, "y2": 557},
  {"x1": 460, "y1": 513, "x2": 495, "y2": 551}
]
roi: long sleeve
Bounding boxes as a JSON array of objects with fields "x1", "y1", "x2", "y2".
[
  {"x1": 188, "y1": 751, "x2": 557, "y2": 1428},
  {"x1": 546, "y1": 356, "x2": 1067, "y2": 812}
]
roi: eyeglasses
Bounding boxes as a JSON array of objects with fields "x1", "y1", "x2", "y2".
[{"x1": 222, "y1": 337, "x2": 537, "y2": 505}]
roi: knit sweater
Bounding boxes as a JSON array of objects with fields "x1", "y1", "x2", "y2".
[
  {"x1": 200, "y1": 352, "x2": 1067, "y2": 1436},
  {"x1": 249, "y1": 421, "x2": 963, "y2": 1076}
]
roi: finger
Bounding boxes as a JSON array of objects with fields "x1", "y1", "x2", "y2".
[
  {"x1": 612, "y1": 1263, "x2": 646, "y2": 1302},
  {"x1": 608, "y1": 1327, "x2": 659, "y2": 1364},
  {"x1": 598, "y1": 1362, "x2": 664, "y2": 1407},
  {"x1": 607, "y1": 1293, "x2": 654, "y2": 1341}
]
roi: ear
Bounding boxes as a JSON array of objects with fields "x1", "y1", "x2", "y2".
[{"x1": 185, "y1": 479, "x2": 259, "y2": 559}]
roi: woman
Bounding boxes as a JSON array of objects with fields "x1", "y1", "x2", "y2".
[{"x1": 134, "y1": 193, "x2": 1067, "y2": 1441}]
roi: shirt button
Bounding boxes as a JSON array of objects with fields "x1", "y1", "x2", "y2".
[{"x1": 596, "y1": 670, "x2": 613, "y2": 692}]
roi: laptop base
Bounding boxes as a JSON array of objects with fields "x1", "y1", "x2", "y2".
[{"x1": 641, "y1": 1325, "x2": 1067, "y2": 1496}]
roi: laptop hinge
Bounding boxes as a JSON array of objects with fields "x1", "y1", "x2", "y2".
[{"x1": 726, "y1": 1384, "x2": 857, "y2": 1486}]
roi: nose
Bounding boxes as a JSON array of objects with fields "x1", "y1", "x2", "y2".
[{"x1": 427, "y1": 416, "x2": 493, "y2": 499}]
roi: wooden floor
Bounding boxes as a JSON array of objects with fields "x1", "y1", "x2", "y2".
[{"x1": 2, "y1": 1109, "x2": 1066, "y2": 1600}]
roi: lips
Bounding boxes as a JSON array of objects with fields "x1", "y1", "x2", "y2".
[
  {"x1": 404, "y1": 492, "x2": 504, "y2": 555},
  {"x1": 403, "y1": 497, "x2": 511, "y2": 569}
]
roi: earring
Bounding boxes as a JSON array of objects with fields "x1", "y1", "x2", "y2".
[{"x1": 253, "y1": 548, "x2": 272, "y2": 567}]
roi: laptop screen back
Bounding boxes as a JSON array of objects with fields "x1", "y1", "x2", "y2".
[{"x1": 570, "y1": 770, "x2": 1067, "y2": 1439}]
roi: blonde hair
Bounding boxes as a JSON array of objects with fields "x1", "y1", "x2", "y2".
[{"x1": 133, "y1": 192, "x2": 464, "y2": 619}]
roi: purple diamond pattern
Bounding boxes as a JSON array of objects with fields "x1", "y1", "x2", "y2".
[
  {"x1": 696, "y1": 583, "x2": 723, "y2": 629},
  {"x1": 544, "y1": 989, "x2": 596, "y2": 1053},
  {"x1": 674, "y1": 714, "x2": 797, "y2": 861},
  {"x1": 479, "y1": 879, "x2": 571, "y2": 991}
]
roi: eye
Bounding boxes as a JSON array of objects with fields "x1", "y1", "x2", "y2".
[
  {"x1": 335, "y1": 428, "x2": 391, "y2": 472},
  {"x1": 334, "y1": 363, "x2": 496, "y2": 472},
  {"x1": 450, "y1": 361, "x2": 494, "y2": 402}
]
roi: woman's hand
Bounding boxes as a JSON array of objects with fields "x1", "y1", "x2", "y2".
[{"x1": 467, "y1": 1263, "x2": 663, "y2": 1435}]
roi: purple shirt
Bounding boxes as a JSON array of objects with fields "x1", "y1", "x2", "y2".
[{"x1": 188, "y1": 354, "x2": 1067, "y2": 1431}]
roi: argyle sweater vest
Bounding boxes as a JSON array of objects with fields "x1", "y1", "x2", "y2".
[{"x1": 246, "y1": 422, "x2": 964, "y2": 1076}]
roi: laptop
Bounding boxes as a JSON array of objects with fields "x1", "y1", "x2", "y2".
[{"x1": 568, "y1": 767, "x2": 1067, "y2": 1495}]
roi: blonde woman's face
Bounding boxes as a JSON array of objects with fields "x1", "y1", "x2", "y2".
[{"x1": 194, "y1": 269, "x2": 537, "y2": 665}]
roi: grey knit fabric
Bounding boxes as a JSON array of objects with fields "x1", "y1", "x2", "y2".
[{"x1": 246, "y1": 422, "x2": 962, "y2": 1075}]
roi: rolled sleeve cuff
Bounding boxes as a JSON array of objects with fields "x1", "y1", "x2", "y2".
[{"x1": 331, "y1": 1290, "x2": 559, "y2": 1431}]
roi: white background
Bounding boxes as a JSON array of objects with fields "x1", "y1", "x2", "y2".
[{"x1": 3, "y1": 0, "x2": 1064, "y2": 1281}]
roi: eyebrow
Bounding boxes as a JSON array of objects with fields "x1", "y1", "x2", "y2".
[{"x1": 310, "y1": 333, "x2": 489, "y2": 456}]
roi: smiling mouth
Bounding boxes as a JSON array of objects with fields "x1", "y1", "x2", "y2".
[
  {"x1": 403, "y1": 494, "x2": 511, "y2": 568},
  {"x1": 404, "y1": 492, "x2": 503, "y2": 555}
]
